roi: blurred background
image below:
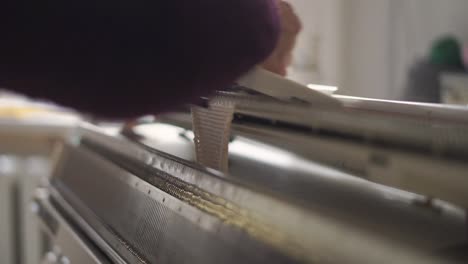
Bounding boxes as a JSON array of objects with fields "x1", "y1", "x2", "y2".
[{"x1": 287, "y1": 0, "x2": 468, "y2": 104}]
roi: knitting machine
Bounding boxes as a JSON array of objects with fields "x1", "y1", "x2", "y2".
[{"x1": 32, "y1": 68, "x2": 468, "y2": 264}]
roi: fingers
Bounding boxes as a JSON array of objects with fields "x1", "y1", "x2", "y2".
[
  {"x1": 261, "y1": 0, "x2": 302, "y2": 76},
  {"x1": 278, "y1": 1, "x2": 302, "y2": 34},
  {"x1": 278, "y1": 0, "x2": 293, "y2": 12}
]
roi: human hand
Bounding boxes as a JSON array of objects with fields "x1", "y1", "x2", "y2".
[{"x1": 261, "y1": 0, "x2": 302, "y2": 76}]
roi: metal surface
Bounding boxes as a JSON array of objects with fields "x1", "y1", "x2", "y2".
[
  {"x1": 232, "y1": 123, "x2": 468, "y2": 208},
  {"x1": 0, "y1": 156, "x2": 52, "y2": 264},
  {"x1": 207, "y1": 92, "x2": 468, "y2": 158},
  {"x1": 0, "y1": 120, "x2": 78, "y2": 264},
  {"x1": 131, "y1": 122, "x2": 467, "y2": 246},
  {"x1": 159, "y1": 92, "x2": 468, "y2": 208},
  {"x1": 0, "y1": 118, "x2": 74, "y2": 263},
  {"x1": 24, "y1": 90, "x2": 468, "y2": 264},
  {"x1": 0, "y1": 157, "x2": 17, "y2": 264},
  {"x1": 35, "y1": 190, "x2": 109, "y2": 264},
  {"x1": 336, "y1": 95, "x2": 468, "y2": 123},
  {"x1": 44, "y1": 124, "x2": 467, "y2": 264},
  {"x1": 52, "y1": 142, "x2": 299, "y2": 264}
]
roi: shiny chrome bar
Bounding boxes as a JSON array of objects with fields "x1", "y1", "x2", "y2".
[{"x1": 34, "y1": 189, "x2": 110, "y2": 264}]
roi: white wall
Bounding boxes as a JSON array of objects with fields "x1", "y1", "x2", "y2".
[
  {"x1": 287, "y1": 0, "x2": 342, "y2": 87},
  {"x1": 389, "y1": 0, "x2": 468, "y2": 99},
  {"x1": 339, "y1": 0, "x2": 392, "y2": 98},
  {"x1": 288, "y1": 0, "x2": 468, "y2": 99}
]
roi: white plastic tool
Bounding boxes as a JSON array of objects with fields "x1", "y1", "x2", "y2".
[{"x1": 237, "y1": 67, "x2": 342, "y2": 108}]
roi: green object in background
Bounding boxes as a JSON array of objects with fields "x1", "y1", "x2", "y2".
[{"x1": 429, "y1": 36, "x2": 464, "y2": 67}]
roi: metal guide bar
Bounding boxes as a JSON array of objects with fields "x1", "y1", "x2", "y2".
[
  {"x1": 231, "y1": 113, "x2": 468, "y2": 163},
  {"x1": 34, "y1": 191, "x2": 112, "y2": 264},
  {"x1": 50, "y1": 182, "x2": 145, "y2": 264},
  {"x1": 232, "y1": 122, "x2": 468, "y2": 209},
  {"x1": 210, "y1": 92, "x2": 468, "y2": 158}
]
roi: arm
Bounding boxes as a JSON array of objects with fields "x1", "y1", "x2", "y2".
[{"x1": 0, "y1": 0, "x2": 280, "y2": 118}]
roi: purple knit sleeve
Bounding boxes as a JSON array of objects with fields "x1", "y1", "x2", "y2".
[{"x1": 0, "y1": 0, "x2": 280, "y2": 118}]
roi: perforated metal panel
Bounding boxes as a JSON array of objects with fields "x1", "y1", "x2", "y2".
[{"x1": 52, "y1": 145, "x2": 298, "y2": 264}]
